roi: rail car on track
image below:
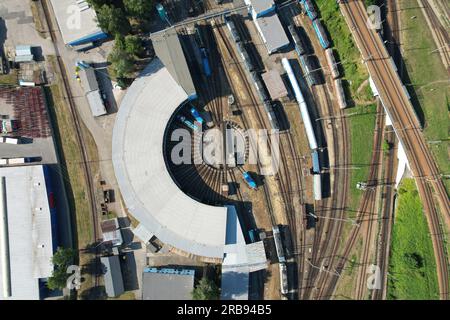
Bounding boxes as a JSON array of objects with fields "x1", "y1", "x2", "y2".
[
  {"x1": 300, "y1": 0, "x2": 318, "y2": 21},
  {"x1": 325, "y1": 48, "x2": 339, "y2": 79},
  {"x1": 190, "y1": 107, "x2": 204, "y2": 124},
  {"x1": 177, "y1": 115, "x2": 199, "y2": 131},
  {"x1": 279, "y1": 262, "x2": 289, "y2": 295},
  {"x1": 194, "y1": 24, "x2": 212, "y2": 77},
  {"x1": 282, "y1": 58, "x2": 318, "y2": 150},
  {"x1": 272, "y1": 225, "x2": 286, "y2": 263},
  {"x1": 312, "y1": 19, "x2": 330, "y2": 49},
  {"x1": 225, "y1": 16, "x2": 241, "y2": 43},
  {"x1": 288, "y1": 24, "x2": 307, "y2": 56},
  {"x1": 242, "y1": 171, "x2": 257, "y2": 189},
  {"x1": 299, "y1": 55, "x2": 318, "y2": 86},
  {"x1": 313, "y1": 173, "x2": 322, "y2": 201},
  {"x1": 334, "y1": 78, "x2": 347, "y2": 109}
]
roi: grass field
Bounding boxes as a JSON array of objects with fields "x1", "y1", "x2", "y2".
[
  {"x1": 46, "y1": 55, "x2": 100, "y2": 298},
  {"x1": 387, "y1": 179, "x2": 439, "y2": 300},
  {"x1": 0, "y1": 70, "x2": 18, "y2": 85},
  {"x1": 346, "y1": 104, "x2": 378, "y2": 214},
  {"x1": 400, "y1": 0, "x2": 450, "y2": 193}
]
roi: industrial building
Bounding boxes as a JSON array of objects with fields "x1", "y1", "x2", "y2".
[
  {"x1": 100, "y1": 256, "x2": 124, "y2": 298},
  {"x1": 245, "y1": 0, "x2": 289, "y2": 54},
  {"x1": 142, "y1": 268, "x2": 195, "y2": 300},
  {"x1": 150, "y1": 28, "x2": 197, "y2": 100},
  {"x1": 112, "y1": 58, "x2": 268, "y2": 295},
  {"x1": 49, "y1": 0, "x2": 108, "y2": 46},
  {"x1": 0, "y1": 165, "x2": 56, "y2": 300},
  {"x1": 79, "y1": 68, "x2": 107, "y2": 117},
  {"x1": 221, "y1": 206, "x2": 267, "y2": 300}
]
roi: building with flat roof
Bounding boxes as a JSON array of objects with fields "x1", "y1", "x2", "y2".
[
  {"x1": 0, "y1": 165, "x2": 55, "y2": 300},
  {"x1": 101, "y1": 256, "x2": 124, "y2": 298},
  {"x1": 262, "y1": 69, "x2": 288, "y2": 99},
  {"x1": 49, "y1": 0, "x2": 108, "y2": 46},
  {"x1": 142, "y1": 268, "x2": 195, "y2": 300},
  {"x1": 254, "y1": 13, "x2": 290, "y2": 54},
  {"x1": 79, "y1": 68, "x2": 106, "y2": 117},
  {"x1": 151, "y1": 28, "x2": 197, "y2": 100}
]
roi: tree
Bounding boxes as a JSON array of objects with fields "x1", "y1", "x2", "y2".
[
  {"x1": 123, "y1": 0, "x2": 153, "y2": 20},
  {"x1": 191, "y1": 278, "x2": 220, "y2": 300},
  {"x1": 96, "y1": 5, "x2": 131, "y2": 36},
  {"x1": 108, "y1": 44, "x2": 135, "y2": 79},
  {"x1": 47, "y1": 247, "x2": 76, "y2": 290},
  {"x1": 124, "y1": 35, "x2": 143, "y2": 57},
  {"x1": 86, "y1": 0, "x2": 112, "y2": 11}
]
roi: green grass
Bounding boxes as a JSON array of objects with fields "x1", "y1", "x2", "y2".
[
  {"x1": 387, "y1": 178, "x2": 440, "y2": 300},
  {"x1": 346, "y1": 104, "x2": 377, "y2": 214},
  {"x1": 400, "y1": 0, "x2": 450, "y2": 193},
  {"x1": 0, "y1": 71, "x2": 18, "y2": 85}
]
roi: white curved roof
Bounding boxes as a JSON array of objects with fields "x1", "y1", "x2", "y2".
[{"x1": 112, "y1": 58, "x2": 227, "y2": 258}]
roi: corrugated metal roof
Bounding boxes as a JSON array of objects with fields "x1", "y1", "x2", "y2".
[
  {"x1": 86, "y1": 90, "x2": 106, "y2": 117},
  {"x1": 15, "y1": 45, "x2": 32, "y2": 56},
  {"x1": 0, "y1": 165, "x2": 53, "y2": 300},
  {"x1": 100, "y1": 256, "x2": 124, "y2": 297},
  {"x1": 49, "y1": 0, "x2": 105, "y2": 45},
  {"x1": 142, "y1": 269, "x2": 194, "y2": 300},
  {"x1": 151, "y1": 28, "x2": 196, "y2": 99},
  {"x1": 254, "y1": 13, "x2": 290, "y2": 54},
  {"x1": 112, "y1": 58, "x2": 227, "y2": 259}
]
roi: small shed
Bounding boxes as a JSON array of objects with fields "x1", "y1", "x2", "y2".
[
  {"x1": 261, "y1": 69, "x2": 288, "y2": 100},
  {"x1": 15, "y1": 45, "x2": 34, "y2": 63}
]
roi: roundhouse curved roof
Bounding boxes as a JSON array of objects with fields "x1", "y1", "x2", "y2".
[{"x1": 112, "y1": 59, "x2": 227, "y2": 258}]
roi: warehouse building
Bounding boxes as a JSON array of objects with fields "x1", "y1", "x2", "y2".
[
  {"x1": 49, "y1": 0, "x2": 108, "y2": 46},
  {"x1": 150, "y1": 28, "x2": 197, "y2": 100},
  {"x1": 245, "y1": 0, "x2": 289, "y2": 54},
  {"x1": 79, "y1": 68, "x2": 107, "y2": 117},
  {"x1": 142, "y1": 268, "x2": 195, "y2": 300},
  {"x1": 101, "y1": 256, "x2": 124, "y2": 298},
  {"x1": 0, "y1": 165, "x2": 56, "y2": 300}
]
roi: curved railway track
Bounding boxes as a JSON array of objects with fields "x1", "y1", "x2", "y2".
[
  {"x1": 341, "y1": 1, "x2": 449, "y2": 299},
  {"x1": 41, "y1": 0, "x2": 101, "y2": 291}
]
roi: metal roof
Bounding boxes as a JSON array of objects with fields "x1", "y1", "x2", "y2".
[
  {"x1": 221, "y1": 206, "x2": 267, "y2": 300},
  {"x1": 112, "y1": 58, "x2": 227, "y2": 259},
  {"x1": 49, "y1": 0, "x2": 104, "y2": 45},
  {"x1": 79, "y1": 68, "x2": 99, "y2": 93},
  {"x1": 86, "y1": 90, "x2": 106, "y2": 117},
  {"x1": 142, "y1": 268, "x2": 194, "y2": 300},
  {"x1": 0, "y1": 165, "x2": 53, "y2": 300},
  {"x1": 151, "y1": 28, "x2": 197, "y2": 100},
  {"x1": 254, "y1": 13, "x2": 290, "y2": 54},
  {"x1": 100, "y1": 256, "x2": 124, "y2": 297}
]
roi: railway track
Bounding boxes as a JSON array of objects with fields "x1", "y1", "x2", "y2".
[
  {"x1": 302, "y1": 85, "x2": 350, "y2": 300},
  {"x1": 341, "y1": 0, "x2": 449, "y2": 299},
  {"x1": 213, "y1": 15, "x2": 309, "y2": 298},
  {"x1": 419, "y1": 0, "x2": 450, "y2": 71},
  {"x1": 371, "y1": 126, "x2": 397, "y2": 300},
  {"x1": 40, "y1": 0, "x2": 101, "y2": 292}
]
